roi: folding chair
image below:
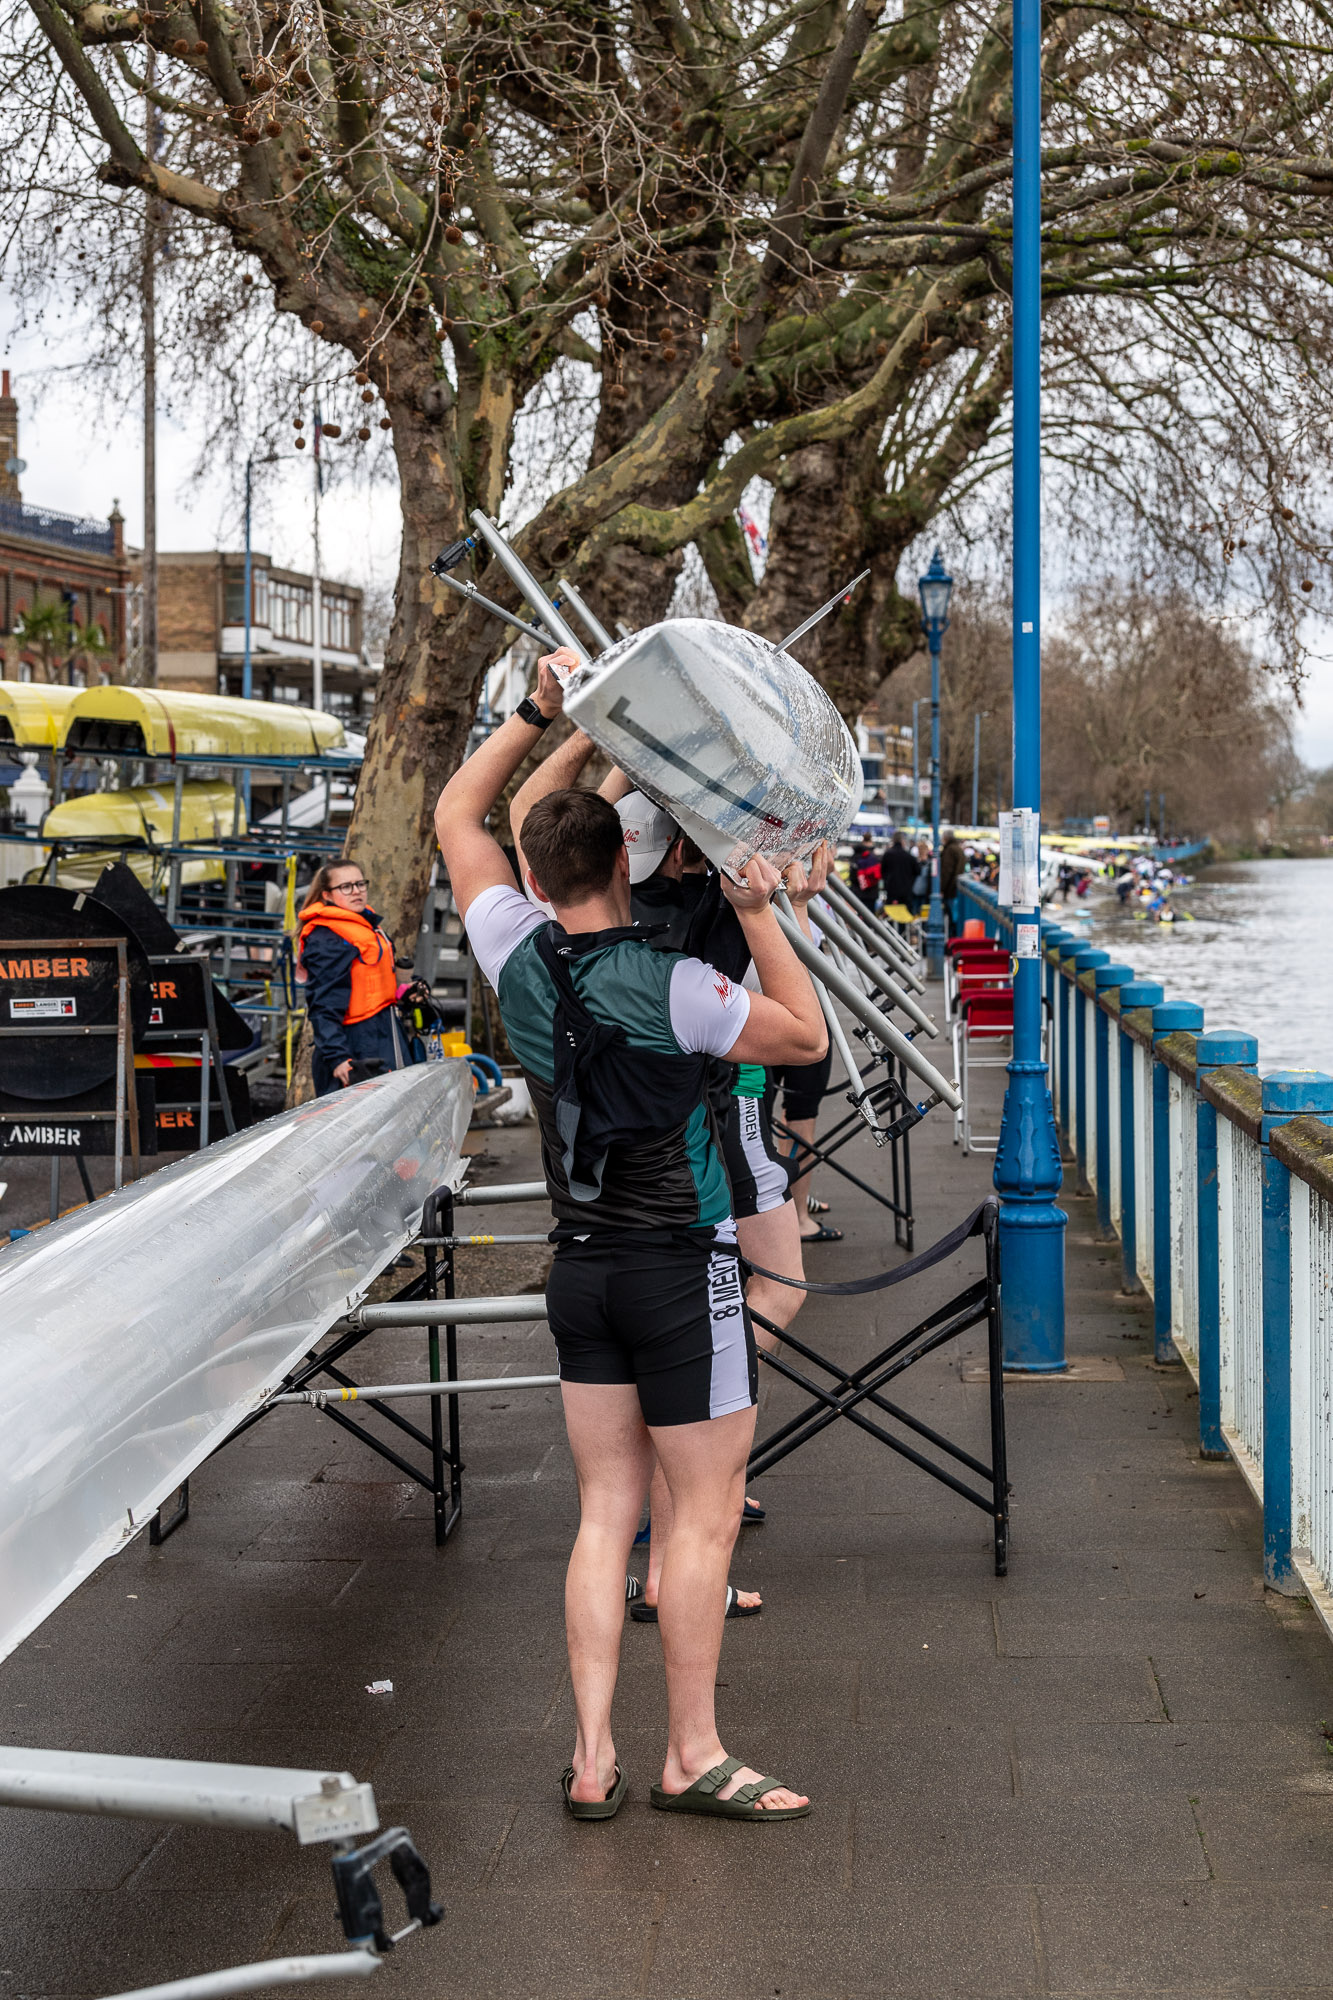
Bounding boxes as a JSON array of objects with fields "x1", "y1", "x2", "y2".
[
  {"x1": 953, "y1": 989, "x2": 1014, "y2": 1153},
  {"x1": 945, "y1": 946, "x2": 1011, "y2": 1024}
]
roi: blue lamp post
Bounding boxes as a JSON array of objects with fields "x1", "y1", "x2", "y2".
[
  {"x1": 992, "y1": 0, "x2": 1067, "y2": 1369},
  {"x1": 918, "y1": 548, "x2": 953, "y2": 977}
]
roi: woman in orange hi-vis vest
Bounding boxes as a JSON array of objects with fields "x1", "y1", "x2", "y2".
[{"x1": 296, "y1": 861, "x2": 424, "y2": 1095}]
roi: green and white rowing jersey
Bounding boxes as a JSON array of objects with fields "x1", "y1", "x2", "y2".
[{"x1": 467, "y1": 884, "x2": 751, "y2": 1238}]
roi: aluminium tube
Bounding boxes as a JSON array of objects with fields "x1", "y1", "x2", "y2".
[
  {"x1": 274, "y1": 1374, "x2": 559, "y2": 1406},
  {"x1": 102, "y1": 1953, "x2": 381, "y2": 2000},
  {"x1": 348, "y1": 1292, "x2": 548, "y2": 1330},
  {"x1": 468, "y1": 513, "x2": 588, "y2": 662},
  {"x1": 811, "y1": 973, "x2": 882, "y2": 1137},
  {"x1": 820, "y1": 886, "x2": 928, "y2": 997},
  {"x1": 773, "y1": 906, "x2": 960, "y2": 1111},
  {"x1": 820, "y1": 874, "x2": 924, "y2": 985},
  {"x1": 810, "y1": 899, "x2": 939, "y2": 1038},
  {"x1": 557, "y1": 578, "x2": 615, "y2": 651},
  {"x1": 454, "y1": 1181, "x2": 549, "y2": 1206}
]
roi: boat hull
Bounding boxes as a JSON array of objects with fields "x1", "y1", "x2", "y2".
[
  {"x1": 0, "y1": 1062, "x2": 472, "y2": 1664},
  {"x1": 564, "y1": 618, "x2": 861, "y2": 873}
]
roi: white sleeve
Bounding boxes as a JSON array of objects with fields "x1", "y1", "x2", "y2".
[
  {"x1": 668, "y1": 957, "x2": 753, "y2": 1057},
  {"x1": 465, "y1": 883, "x2": 550, "y2": 991}
]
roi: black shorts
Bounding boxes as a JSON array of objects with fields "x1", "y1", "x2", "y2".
[
  {"x1": 769, "y1": 1050, "x2": 834, "y2": 1124},
  {"x1": 545, "y1": 1233, "x2": 758, "y2": 1426},
  {"x1": 719, "y1": 1089, "x2": 791, "y2": 1218}
]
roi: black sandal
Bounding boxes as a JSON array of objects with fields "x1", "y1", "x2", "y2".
[
  {"x1": 631, "y1": 1584, "x2": 761, "y2": 1624},
  {"x1": 800, "y1": 1223, "x2": 843, "y2": 1243}
]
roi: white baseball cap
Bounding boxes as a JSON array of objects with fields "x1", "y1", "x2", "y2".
[{"x1": 617, "y1": 791, "x2": 681, "y2": 884}]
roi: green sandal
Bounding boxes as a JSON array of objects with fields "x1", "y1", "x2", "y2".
[
  {"x1": 562, "y1": 1762, "x2": 628, "y2": 1820},
  {"x1": 649, "y1": 1755, "x2": 810, "y2": 1820}
]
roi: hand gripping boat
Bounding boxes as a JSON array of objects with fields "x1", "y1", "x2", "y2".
[{"x1": 561, "y1": 617, "x2": 862, "y2": 878}]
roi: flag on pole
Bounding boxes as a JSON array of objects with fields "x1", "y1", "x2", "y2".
[{"x1": 738, "y1": 504, "x2": 766, "y2": 561}]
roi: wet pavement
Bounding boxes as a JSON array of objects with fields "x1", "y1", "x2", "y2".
[{"x1": 5, "y1": 997, "x2": 1333, "y2": 1998}]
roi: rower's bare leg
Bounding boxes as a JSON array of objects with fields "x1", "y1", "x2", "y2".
[
  {"x1": 785, "y1": 1117, "x2": 824, "y2": 1236},
  {"x1": 737, "y1": 1200, "x2": 805, "y2": 1346},
  {"x1": 645, "y1": 1458, "x2": 760, "y2": 1612},
  {"x1": 561, "y1": 1381, "x2": 654, "y2": 1805},
  {"x1": 651, "y1": 1406, "x2": 809, "y2": 1813}
]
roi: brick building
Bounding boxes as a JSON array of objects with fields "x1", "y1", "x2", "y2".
[
  {"x1": 158, "y1": 551, "x2": 376, "y2": 722},
  {"x1": 0, "y1": 371, "x2": 133, "y2": 684}
]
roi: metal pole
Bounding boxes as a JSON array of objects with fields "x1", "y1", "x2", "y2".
[
  {"x1": 805, "y1": 897, "x2": 939, "y2": 1036},
  {"x1": 924, "y1": 627, "x2": 945, "y2": 976},
  {"x1": 993, "y1": 0, "x2": 1066, "y2": 1371},
  {"x1": 274, "y1": 1373, "x2": 560, "y2": 1406},
  {"x1": 312, "y1": 453, "x2": 324, "y2": 714},
  {"x1": 102, "y1": 1949, "x2": 381, "y2": 2000},
  {"x1": 820, "y1": 873, "x2": 924, "y2": 984},
  {"x1": 142, "y1": 63, "x2": 158, "y2": 691},
  {"x1": 972, "y1": 713, "x2": 981, "y2": 827},
  {"x1": 242, "y1": 456, "x2": 254, "y2": 701},
  {"x1": 911, "y1": 699, "x2": 919, "y2": 830}
]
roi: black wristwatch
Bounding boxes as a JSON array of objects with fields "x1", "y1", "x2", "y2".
[{"x1": 516, "y1": 695, "x2": 553, "y2": 730}]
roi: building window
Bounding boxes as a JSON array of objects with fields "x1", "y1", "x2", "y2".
[
  {"x1": 16, "y1": 662, "x2": 31, "y2": 683},
  {"x1": 322, "y1": 592, "x2": 354, "y2": 653},
  {"x1": 223, "y1": 568, "x2": 270, "y2": 626},
  {"x1": 272, "y1": 684, "x2": 303, "y2": 702},
  {"x1": 270, "y1": 577, "x2": 313, "y2": 643}
]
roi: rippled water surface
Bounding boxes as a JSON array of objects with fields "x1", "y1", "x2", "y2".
[{"x1": 1055, "y1": 858, "x2": 1333, "y2": 1072}]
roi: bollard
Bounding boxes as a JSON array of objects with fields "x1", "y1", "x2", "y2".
[
  {"x1": 1116, "y1": 981, "x2": 1164, "y2": 1294},
  {"x1": 1259, "y1": 1071, "x2": 1333, "y2": 1593},
  {"x1": 1195, "y1": 1031, "x2": 1259, "y2": 1461},
  {"x1": 1068, "y1": 947, "x2": 1108, "y2": 1189},
  {"x1": 1151, "y1": 1002, "x2": 1204, "y2": 1363},
  {"x1": 1093, "y1": 966, "x2": 1135, "y2": 1237}
]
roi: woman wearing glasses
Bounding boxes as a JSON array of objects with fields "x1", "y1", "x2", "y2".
[{"x1": 296, "y1": 861, "x2": 422, "y2": 1095}]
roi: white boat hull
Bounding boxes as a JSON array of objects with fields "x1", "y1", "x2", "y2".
[
  {"x1": 564, "y1": 618, "x2": 862, "y2": 873},
  {"x1": 0, "y1": 1063, "x2": 472, "y2": 1664}
]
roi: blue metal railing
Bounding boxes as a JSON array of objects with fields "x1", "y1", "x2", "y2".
[
  {"x1": 1038, "y1": 914, "x2": 1333, "y2": 1639},
  {"x1": 0, "y1": 501, "x2": 116, "y2": 556}
]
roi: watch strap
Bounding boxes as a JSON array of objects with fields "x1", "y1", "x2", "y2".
[{"x1": 516, "y1": 695, "x2": 553, "y2": 730}]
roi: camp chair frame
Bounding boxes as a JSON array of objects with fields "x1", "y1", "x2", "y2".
[{"x1": 748, "y1": 1198, "x2": 1008, "y2": 1575}]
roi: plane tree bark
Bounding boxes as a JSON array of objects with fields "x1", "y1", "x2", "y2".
[{"x1": 12, "y1": 0, "x2": 1333, "y2": 935}]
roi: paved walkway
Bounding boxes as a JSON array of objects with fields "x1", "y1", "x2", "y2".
[{"x1": 7, "y1": 998, "x2": 1333, "y2": 1998}]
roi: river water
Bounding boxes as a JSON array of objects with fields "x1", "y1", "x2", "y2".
[{"x1": 1053, "y1": 858, "x2": 1333, "y2": 1073}]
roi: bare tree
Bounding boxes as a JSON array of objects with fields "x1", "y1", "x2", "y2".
[{"x1": 5, "y1": 0, "x2": 1333, "y2": 938}]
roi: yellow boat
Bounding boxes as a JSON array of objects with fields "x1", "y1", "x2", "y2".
[
  {"x1": 59, "y1": 687, "x2": 346, "y2": 760},
  {"x1": 0, "y1": 680, "x2": 80, "y2": 750},
  {"x1": 39, "y1": 780, "x2": 246, "y2": 892}
]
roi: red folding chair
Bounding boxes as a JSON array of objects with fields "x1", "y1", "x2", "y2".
[
  {"x1": 945, "y1": 946, "x2": 1012, "y2": 1023},
  {"x1": 953, "y1": 989, "x2": 1014, "y2": 1153}
]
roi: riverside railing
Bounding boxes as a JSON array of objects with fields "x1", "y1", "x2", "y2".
[{"x1": 983, "y1": 887, "x2": 1333, "y2": 1634}]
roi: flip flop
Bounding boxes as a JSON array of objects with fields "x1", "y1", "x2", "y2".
[
  {"x1": 806, "y1": 1196, "x2": 830, "y2": 1216},
  {"x1": 649, "y1": 1755, "x2": 810, "y2": 1821},
  {"x1": 742, "y1": 1496, "x2": 766, "y2": 1525},
  {"x1": 630, "y1": 1584, "x2": 760, "y2": 1625},
  {"x1": 800, "y1": 1223, "x2": 843, "y2": 1243},
  {"x1": 626, "y1": 1574, "x2": 643, "y2": 1603},
  {"x1": 562, "y1": 1762, "x2": 628, "y2": 1820}
]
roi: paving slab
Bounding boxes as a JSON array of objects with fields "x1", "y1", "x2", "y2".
[{"x1": 5, "y1": 979, "x2": 1333, "y2": 1998}]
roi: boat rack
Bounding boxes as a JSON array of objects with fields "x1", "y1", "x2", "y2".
[{"x1": 11, "y1": 739, "x2": 365, "y2": 1082}]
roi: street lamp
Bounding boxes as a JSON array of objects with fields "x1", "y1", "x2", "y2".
[
  {"x1": 917, "y1": 547, "x2": 953, "y2": 977},
  {"x1": 992, "y1": 0, "x2": 1067, "y2": 1371}
]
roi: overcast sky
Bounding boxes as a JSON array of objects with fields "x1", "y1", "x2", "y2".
[{"x1": 6, "y1": 310, "x2": 1333, "y2": 767}]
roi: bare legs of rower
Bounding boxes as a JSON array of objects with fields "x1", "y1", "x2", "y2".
[
  {"x1": 563, "y1": 1382, "x2": 808, "y2": 1813},
  {"x1": 641, "y1": 1197, "x2": 805, "y2": 1611}
]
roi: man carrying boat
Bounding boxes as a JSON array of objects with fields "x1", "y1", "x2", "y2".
[{"x1": 434, "y1": 651, "x2": 825, "y2": 1821}]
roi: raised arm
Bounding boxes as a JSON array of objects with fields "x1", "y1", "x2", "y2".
[
  {"x1": 597, "y1": 764, "x2": 634, "y2": 807},
  {"x1": 433, "y1": 651, "x2": 574, "y2": 922},
  {"x1": 720, "y1": 855, "x2": 828, "y2": 1066},
  {"x1": 510, "y1": 717, "x2": 600, "y2": 883}
]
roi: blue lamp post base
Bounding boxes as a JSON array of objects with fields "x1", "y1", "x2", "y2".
[{"x1": 994, "y1": 1048, "x2": 1068, "y2": 1371}]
